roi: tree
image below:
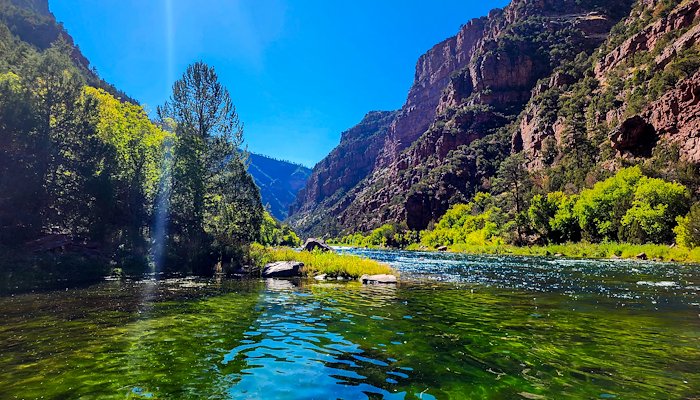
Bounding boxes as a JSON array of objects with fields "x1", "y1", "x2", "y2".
[
  {"x1": 528, "y1": 192, "x2": 581, "y2": 243},
  {"x1": 675, "y1": 203, "x2": 700, "y2": 248},
  {"x1": 620, "y1": 177, "x2": 689, "y2": 244},
  {"x1": 493, "y1": 153, "x2": 532, "y2": 244},
  {"x1": 573, "y1": 166, "x2": 643, "y2": 241},
  {"x1": 158, "y1": 61, "x2": 262, "y2": 271},
  {"x1": 85, "y1": 87, "x2": 170, "y2": 251}
]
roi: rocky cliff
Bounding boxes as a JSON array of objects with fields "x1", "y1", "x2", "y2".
[
  {"x1": 287, "y1": 111, "x2": 395, "y2": 237},
  {"x1": 290, "y1": 0, "x2": 700, "y2": 237},
  {"x1": 517, "y1": 0, "x2": 700, "y2": 167},
  {"x1": 0, "y1": 0, "x2": 135, "y2": 102}
]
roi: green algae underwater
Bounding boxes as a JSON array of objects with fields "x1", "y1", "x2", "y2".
[{"x1": 0, "y1": 249, "x2": 699, "y2": 399}]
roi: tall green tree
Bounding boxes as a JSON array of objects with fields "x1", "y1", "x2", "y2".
[
  {"x1": 158, "y1": 61, "x2": 262, "y2": 271},
  {"x1": 493, "y1": 153, "x2": 532, "y2": 244}
]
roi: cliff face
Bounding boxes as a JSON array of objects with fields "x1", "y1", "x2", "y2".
[
  {"x1": 290, "y1": 0, "x2": 700, "y2": 237},
  {"x1": 0, "y1": 0, "x2": 135, "y2": 102},
  {"x1": 338, "y1": 0, "x2": 631, "y2": 232},
  {"x1": 518, "y1": 0, "x2": 700, "y2": 167},
  {"x1": 376, "y1": 19, "x2": 486, "y2": 168},
  {"x1": 286, "y1": 111, "x2": 395, "y2": 237}
]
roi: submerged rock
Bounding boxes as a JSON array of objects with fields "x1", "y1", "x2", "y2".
[
  {"x1": 302, "y1": 238, "x2": 333, "y2": 252},
  {"x1": 262, "y1": 261, "x2": 304, "y2": 278},
  {"x1": 360, "y1": 274, "x2": 397, "y2": 284}
]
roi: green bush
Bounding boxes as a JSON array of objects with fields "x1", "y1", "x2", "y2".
[
  {"x1": 528, "y1": 192, "x2": 581, "y2": 243},
  {"x1": 574, "y1": 167, "x2": 644, "y2": 241},
  {"x1": 620, "y1": 177, "x2": 689, "y2": 243},
  {"x1": 675, "y1": 203, "x2": 700, "y2": 249}
]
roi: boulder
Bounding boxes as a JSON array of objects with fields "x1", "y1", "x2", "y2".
[
  {"x1": 360, "y1": 274, "x2": 397, "y2": 284},
  {"x1": 437, "y1": 246, "x2": 448, "y2": 252},
  {"x1": 636, "y1": 252, "x2": 648, "y2": 260},
  {"x1": 262, "y1": 261, "x2": 304, "y2": 278},
  {"x1": 302, "y1": 238, "x2": 333, "y2": 252},
  {"x1": 314, "y1": 274, "x2": 327, "y2": 281}
]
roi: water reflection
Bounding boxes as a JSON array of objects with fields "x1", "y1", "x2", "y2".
[
  {"x1": 0, "y1": 253, "x2": 698, "y2": 399},
  {"x1": 225, "y1": 279, "x2": 407, "y2": 399}
]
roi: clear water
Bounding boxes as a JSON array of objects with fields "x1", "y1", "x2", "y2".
[{"x1": 0, "y1": 249, "x2": 698, "y2": 399}]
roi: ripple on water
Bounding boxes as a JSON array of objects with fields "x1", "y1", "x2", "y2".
[{"x1": 223, "y1": 287, "x2": 407, "y2": 399}]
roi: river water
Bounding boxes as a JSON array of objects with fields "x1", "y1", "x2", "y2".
[{"x1": 0, "y1": 249, "x2": 698, "y2": 399}]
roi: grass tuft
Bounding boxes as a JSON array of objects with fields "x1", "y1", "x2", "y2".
[
  {"x1": 406, "y1": 242, "x2": 700, "y2": 263},
  {"x1": 249, "y1": 245, "x2": 395, "y2": 278}
]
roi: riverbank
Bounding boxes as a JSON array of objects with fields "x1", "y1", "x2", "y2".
[
  {"x1": 404, "y1": 242, "x2": 700, "y2": 263},
  {"x1": 250, "y1": 245, "x2": 395, "y2": 278}
]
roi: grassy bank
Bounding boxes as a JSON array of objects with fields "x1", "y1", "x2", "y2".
[
  {"x1": 406, "y1": 242, "x2": 700, "y2": 263},
  {"x1": 250, "y1": 245, "x2": 395, "y2": 278}
]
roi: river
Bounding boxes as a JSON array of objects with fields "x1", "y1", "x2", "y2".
[{"x1": 0, "y1": 249, "x2": 698, "y2": 399}]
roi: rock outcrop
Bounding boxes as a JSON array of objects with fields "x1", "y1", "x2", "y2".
[
  {"x1": 302, "y1": 238, "x2": 333, "y2": 252},
  {"x1": 262, "y1": 261, "x2": 304, "y2": 278},
  {"x1": 287, "y1": 111, "x2": 395, "y2": 236},
  {"x1": 325, "y1": 0, "x2": 631, "y2": 232},
  {"x1": 518, "y1": 0, "x2": 700, "y2": 167},
  {"x1": 360, "y1": 274, "x2": 397, "y2": 284},
  {"x1": 638, "y1": 70, "x2": 700, "y2": 162},
  {"x1": 290, "y1": 0, "x2": 700, "y2": 237}
]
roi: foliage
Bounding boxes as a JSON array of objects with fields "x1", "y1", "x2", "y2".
[
  {"x1": 573, "y1": 167, "x2": 644, "y2": 241},
  {"x1": 158, "y1": 62, "x2": 263, "y2": 273},
  {"x1": 259, "y1": 212, "x2": 301, "y2": 247},
  {"x1": 620, "y1": 177, "x2": 689, "y2": 244},
  {"x1": 421, "y1": 194, "x2": 504, "y2": 248},
  {"x1": 249, "y1": 246, "x2": 395, "y2": 278},
  {"x1": 493, "y1": 153, "x2": 533, "y2": 244},
  {"x1": 0, "y1": 31, "x2": 263, "y2": 278},
  {"x1": 528, "y1": 192, "x2": 581, "y2": 243},
  {"x1": 675, "y1": 203, "x2": 700, "y2": 249},
  {"x1": 334, "y1": 223, "x2": 420, "y2": 249},
  {"x1": 440, "y1": 241, "x2": 700, "y2": 264}
]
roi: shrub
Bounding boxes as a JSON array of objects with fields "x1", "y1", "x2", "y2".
[
  {"x1": 620, "y1": 177, "x2": 689, "y2": 243},
  {"x1": 574, "y1": 167, "x2": 644, "y2": 241},
  {"x1": 675, "y1": 203, "x2": 700, "y2": 248}
]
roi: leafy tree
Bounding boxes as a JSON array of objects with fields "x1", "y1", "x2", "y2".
[
  {"x1": 528, "y1": 191, "x2": 582, "y2": 244},
  {"x1": 421, "y1": 195, "x2": 502, "y2": 248},
  {"x1": 85, "y1": 87, "x2": 170, "y2": 247},
  {"x1": 493, "y1": 153, "x2": 532, "y2": 244},
  {"x1": 158, "y1": 61, "x2": 263, "y2": 271},
  {"x1": 259, "y1": 212, "x2": 301, "y2": 247},
  {"x1": 620, "y1": 177, "x2": 689, "y2": 244},
  {"x1": 573, "y1": 166, "x2": 643, "y2": 241},
  {"x1": 675, "y1": 203, "x2": 700, "y2": 248}
]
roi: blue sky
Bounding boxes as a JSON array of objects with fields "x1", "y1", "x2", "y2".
[{"x1": 51, "y1": 0, "x2": 509, "y2": 167}]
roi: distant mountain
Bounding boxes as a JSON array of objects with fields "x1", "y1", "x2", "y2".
[{"x1": 247, "y1": 153, "x2": 311, "y2": 220}]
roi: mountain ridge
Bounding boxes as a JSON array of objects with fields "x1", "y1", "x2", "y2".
[
  {"x1": 289, "y1": 0, "x2": 699, "y2": 238},
  {"x1": 248, "y1": 153, "x2": 311, "y2": 221}
]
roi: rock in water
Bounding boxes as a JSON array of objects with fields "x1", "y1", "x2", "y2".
[
  {"x1": 262, "y1": 261, "x2": 304, "y2": 278},
  {"x1": 302, "y1": 238, "x2": 333, "y2": 252},
  {"x1": 360, "y1": 274, "x2": 397, "y2": 284}
]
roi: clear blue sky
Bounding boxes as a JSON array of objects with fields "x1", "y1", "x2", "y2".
[{"x1": 51, "y1": 0, "x2": 509, "y2": 167}]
